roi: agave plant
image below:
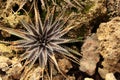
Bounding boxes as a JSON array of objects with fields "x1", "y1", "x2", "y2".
[{"x1": 0, "y1": 1, "x2": 81, "y2": 79}]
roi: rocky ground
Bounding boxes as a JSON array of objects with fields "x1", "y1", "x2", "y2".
[{"x1": 0, "y1": 0, "x2": 120, "y2": 80}]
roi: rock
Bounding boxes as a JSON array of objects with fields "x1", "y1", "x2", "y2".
[
  {"x1": 66, "y1": 75, "x2": 75, "y2": 80},
  {"x1": 106, "y1": 0, "x2": 120, "y2": 19},
  {"x1": 24, "y1": 67, "x2": 43, "y2": 80},
  {"x1": 79, "y1": 34, "x2": 100, "y2": 75},
  {"x1": 58, "y1": 58, "x2": 72, "y2": 73},
  {"x1": 0, "y1": 56, "x2": 22, "y2": 80},
  {"x1": 0, "y1": 56, "x2": 10, "y2": 69},
  {"x1": 53, "y1": 74, "x2": 64, "y2": 80},
  {"x1": 84, "y1": 77, "x2": 94, "y2": 80},
  {"x1": 97, "y1": 17, "x2": 120, "y2": 78},
  {"x1": 5, "y1": 57, "x2": 22, "y2": 80},
  {"x1": 98, "y1": 68, "x2": 109, "y2": 79},
  {"x1": 0, "y1": 44, "x2": 12, "y2": 53},
  {"x1": 0, "y1": 77, "x2": 2, "y2": 80},
  {"x1": 52, "y1": 74, "x2": 75, "y2": 80},
  {"x1": 105, "y1": 73, "x2": 116, "y2": 80}
]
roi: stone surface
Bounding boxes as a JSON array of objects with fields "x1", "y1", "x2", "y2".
[
  {"x1": 58, "y1": 58, "x2": 72, "y2": 73},
  {"x1": 97, "y1": 17, "x2": 120, "y2": 78},
  {"x1": 105, "y1": 73, "x2": 116, "y2": 80},
  {"x1": 84, "y1": 77, "x2": 94, "y2": 80},
  {"x1": 79, "y1": 34, "x2": 100, "y2": 75}
]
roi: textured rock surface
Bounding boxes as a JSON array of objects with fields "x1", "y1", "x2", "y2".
[
  {"x1": 0, "y1": 56, "x2": 10, "y2": 69},
  {"x1": 22, "y1": 67, "x2": 42, "y2": 80},
  {"x1": 0, "y1": 44, "x2": 12, "y2": 53},
  {"x1": 58, "y1": 58, "x2": 72, "y2": 73},
  {"x1": 79, "y1": 34, "x2": 100, "y2": 75},
  {"x1": 97, "y1": 17, "x2": 120, "y2": 78},
  {"x1": 84, "y1": 78, "x2": 94, "y2": 80},
  {"x1": 0, "y1": 56, "x2": 22, "y2": 80},
  {"x1": 106, "y1": 0, "x2": 120, "y2": 19},
  {"x1": 105, "y1": 73, "x2": 116, "y2": 80}
]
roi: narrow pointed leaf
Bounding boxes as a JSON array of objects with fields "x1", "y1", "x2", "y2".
[{"x1": 0, "y1": 26, "x2": 30, "y2": 40}]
